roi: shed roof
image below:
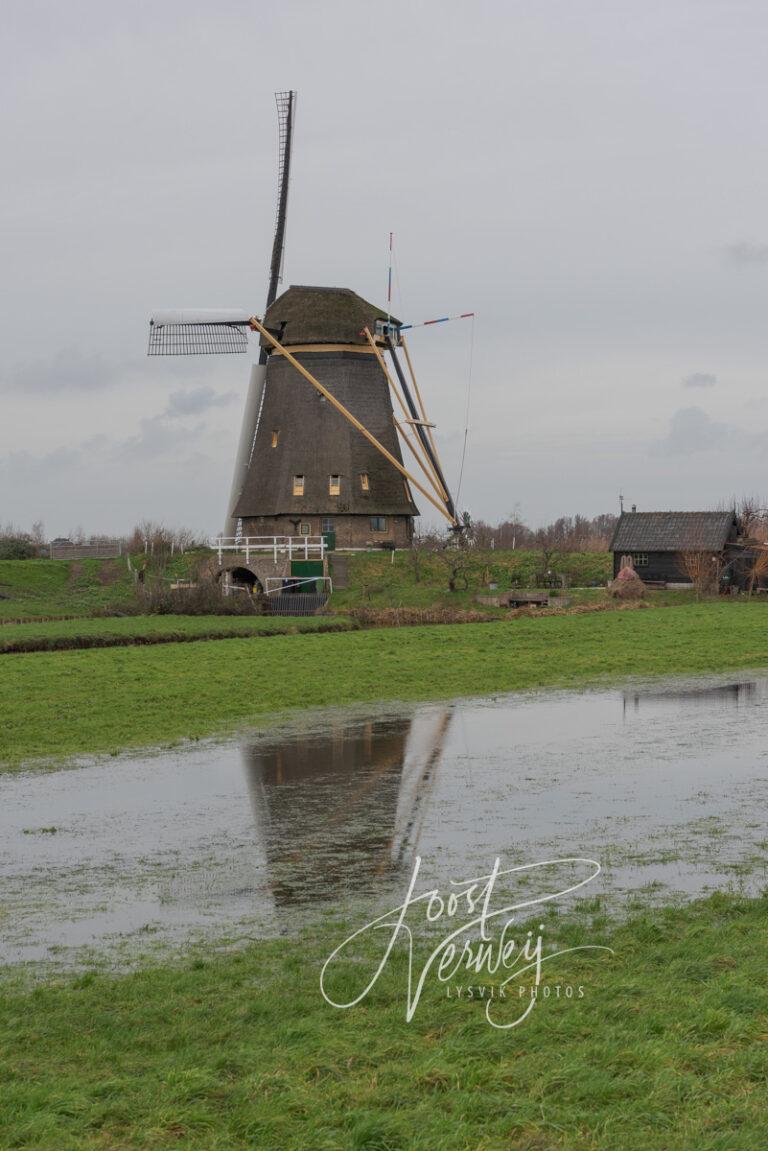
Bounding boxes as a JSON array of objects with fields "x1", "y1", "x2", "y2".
[
  {"x1": 610, "y1": 511, "x2": 737, "y2": 553},
  {"x1": 263, "y1": 285, "x2": 398, "y2": 347}
]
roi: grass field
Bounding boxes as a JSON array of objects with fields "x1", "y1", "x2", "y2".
[
  {"x1": 3, "y1": 601, "x2": 768, "y2": 769},
  {"x1": 0, "y1": 558, "x2": 136, "y2": 619},
  {"x1": 1, "y1": 891, "x2": 765, "y2": 1150},
  {"x1": 0, "y1": 613, "x2": 355, "y2": 653},
  {"x1": 0, "y1": 550, "x2": 614, "y2": 622},
  {"x1": 328, "y1": 549, "x2": 612, "y2": 612}
]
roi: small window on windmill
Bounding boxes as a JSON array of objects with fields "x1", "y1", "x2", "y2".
[
  {"x1": 299, "y1": 522, "x2": 311, "y2": 536},
  {"x1": 293, "y1": 475, "x2": 305, "y2": 496},
  {"x1": 271, "y1": 430, "x2": 280, "y2": 448},
  {"x1": 360, "y1": 472, "x2": 370, "y2": 492},
  {"x1": 370, "y1": 516, "x2": 388, "y2": 533},
  {"x1": 329, "y1": 475, "x2": 341, "y2": 496},
  {"x1": 321, "y1": 518, "x2": 334, "y2": 533}
]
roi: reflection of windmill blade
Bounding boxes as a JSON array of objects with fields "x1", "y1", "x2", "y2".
[{"x1": 390, "y1": 709, "x2": 452, "y2": 866}]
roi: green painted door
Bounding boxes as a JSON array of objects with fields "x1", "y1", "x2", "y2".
[{"x1": 290, "y1": 560, "x2": 324, "y2": 593}]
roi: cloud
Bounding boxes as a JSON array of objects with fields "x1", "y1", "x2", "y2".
[
  {"x1": 101, "y1": 387, "x2": 237, "y2": 461},
  {"x1": 3, "y1": 348, "x2": 121, "y2": 394},
  {"x1": 116, "y1": 418, "x2": 204, "y2": 463},
  {"x1": 651, "y1": 406, "x2": 758, "y2": 456},
  {"x1": 0, "y1": 436, "x2": 230, "y2": 536},
  {"x1": 682, "y1": 372, "x2": 717, "y2": 390},
  {"x1": 724, "y1": 241, "x2": 768, "y2": 266},
  {"x1": 163, "y1": 386, "x2": 236, "y2": 419}
]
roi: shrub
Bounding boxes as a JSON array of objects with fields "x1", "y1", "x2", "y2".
[
  {"x1": 0, "y1": 536, "x2": 38, "y2": 560},
  {"x1": 347, "y1": 607, "x2": 496, "y2": 627},
  {"x1": 139, "y1": 578, "x2": 265, "y2": 616}
]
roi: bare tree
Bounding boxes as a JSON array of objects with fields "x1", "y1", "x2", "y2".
[
  {"x1": 433, "y1": 552, "x2": 471, "y2": 592},
  {"x1": 533, "y1": 525, "x2": 562, "y2": 585},
  {"x1": 677, "y1": 551, "x2": 721, "y2": 599},
  {"x1": 747, "y1": 548, "x2": 768, "y2": 596},
  {"x1": 127, "y1": 521, "x2": 207, "y2": 558},
  {"x1": 720, "y1": 494, "x2": 768, "y2": 541}
]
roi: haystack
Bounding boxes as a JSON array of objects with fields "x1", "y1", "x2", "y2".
[{"x1": 610, "y1": 564, "x2": 645, "y2": 599}]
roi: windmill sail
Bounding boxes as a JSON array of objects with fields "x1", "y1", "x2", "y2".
[
  {"x1": 225, "y1": 91, "x2": 297, "y2": 532},
  {"x1": 147, "y1": 310, "x2": 250, "y2": 356},
  {"x1": 266, "y1": 91, "x2": 297, "y2": 315}
]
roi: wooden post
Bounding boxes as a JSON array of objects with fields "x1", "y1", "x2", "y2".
[{"x1": 249, "y1": 317, "x2": 457, "y2": 526}]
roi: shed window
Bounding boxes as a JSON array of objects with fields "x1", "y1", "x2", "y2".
[
  {"x1": 370, "y1": 516, "x2": 388, "y2": 533},
  {"x1": 360, "y1": 472, "x2": 370, "y2": 491},
  {"x1": 271, "y1": 430, "x2": 280, "y2": 448},
  {"x1": 329, "y1": 475, "x2": 341, "y2": 496},
  {"x1": 292, "y1": 475, "x2": 305, "y2": 496},
  {"x1": 632, "y1": 553, "x2": 649, "y2": 567}
]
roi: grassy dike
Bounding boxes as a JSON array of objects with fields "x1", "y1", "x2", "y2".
[
  {"x1": 2, "y1": 601, "x2": 768, "y2": 769},
  {"x1": 0, "y1": 613, "x2": 355, "y2": 653},
  {"x1": 1, "y1": 893, "x2": 766, "y2": 1150}
]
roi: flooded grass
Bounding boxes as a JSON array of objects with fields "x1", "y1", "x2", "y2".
[
  {"x1": 2, "y1": 674, "x2": 767, "y2": 968},
  {"x1": 3, "y1": 601, "x2": 768, "y2": 769},
  {"x1": 2, "y1": 667, "x2": 768, "y2": 1147}
]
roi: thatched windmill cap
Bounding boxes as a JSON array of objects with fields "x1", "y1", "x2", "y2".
[{"x1": 263, "y1": 285, "x2": 399, "y2": 347}]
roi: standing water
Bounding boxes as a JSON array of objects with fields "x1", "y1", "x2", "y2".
[{"x1": 1, "y1": 674, "x2": 767, "y2": 965}]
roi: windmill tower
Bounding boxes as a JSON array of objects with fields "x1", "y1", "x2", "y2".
[
  {"x1": 147, "y1": 91, "x2": 459, "y2": 553},
  {"x1": 235, "y1": 285, "x2": 420, "y2": 549}
]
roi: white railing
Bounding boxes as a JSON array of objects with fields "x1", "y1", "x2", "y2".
[
  {"x1": 265, "y1": 575, "x2": 333, "y2": 595},
  {"x1": 211, "y1": 535, "x2": 326, "y2": 563}
]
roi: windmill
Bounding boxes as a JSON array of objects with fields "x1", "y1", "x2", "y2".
[{"x1": 147, "y1": 91, "x2": 460, "y2": 553}]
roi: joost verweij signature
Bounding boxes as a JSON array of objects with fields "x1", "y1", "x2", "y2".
[{"x1": 321, "y1": 856, "x2": 613, "y2": 1029}]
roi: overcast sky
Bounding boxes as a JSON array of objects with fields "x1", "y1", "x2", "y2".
[{"x1": 3, "y1": 0, "x2": 768, "y2": 537}]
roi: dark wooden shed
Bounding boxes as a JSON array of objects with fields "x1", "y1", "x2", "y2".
[{"x1": 609, "y1": 510, "x2": 739, "y2": 585}]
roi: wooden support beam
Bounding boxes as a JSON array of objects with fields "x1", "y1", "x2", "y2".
[
  {"x1": 392, "y1": 413, "x2": 450, "y2": 503},
  {"x1": 249, "y1": 317, "x2": 457, "y2": 526},
  {"x1": 363, "y1": 327, "x2": 449, "y2": 505},
  {"x1": 400, "y1": 334, "x2": 449, "y2": 488}
]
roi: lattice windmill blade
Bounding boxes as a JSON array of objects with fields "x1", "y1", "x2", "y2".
[
  {"x1": 267, "y1": 91, "x2": 297, "y2": 311},
  {"x1": 147, "y1": 309, "x2": 252, "y2": 356}
]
